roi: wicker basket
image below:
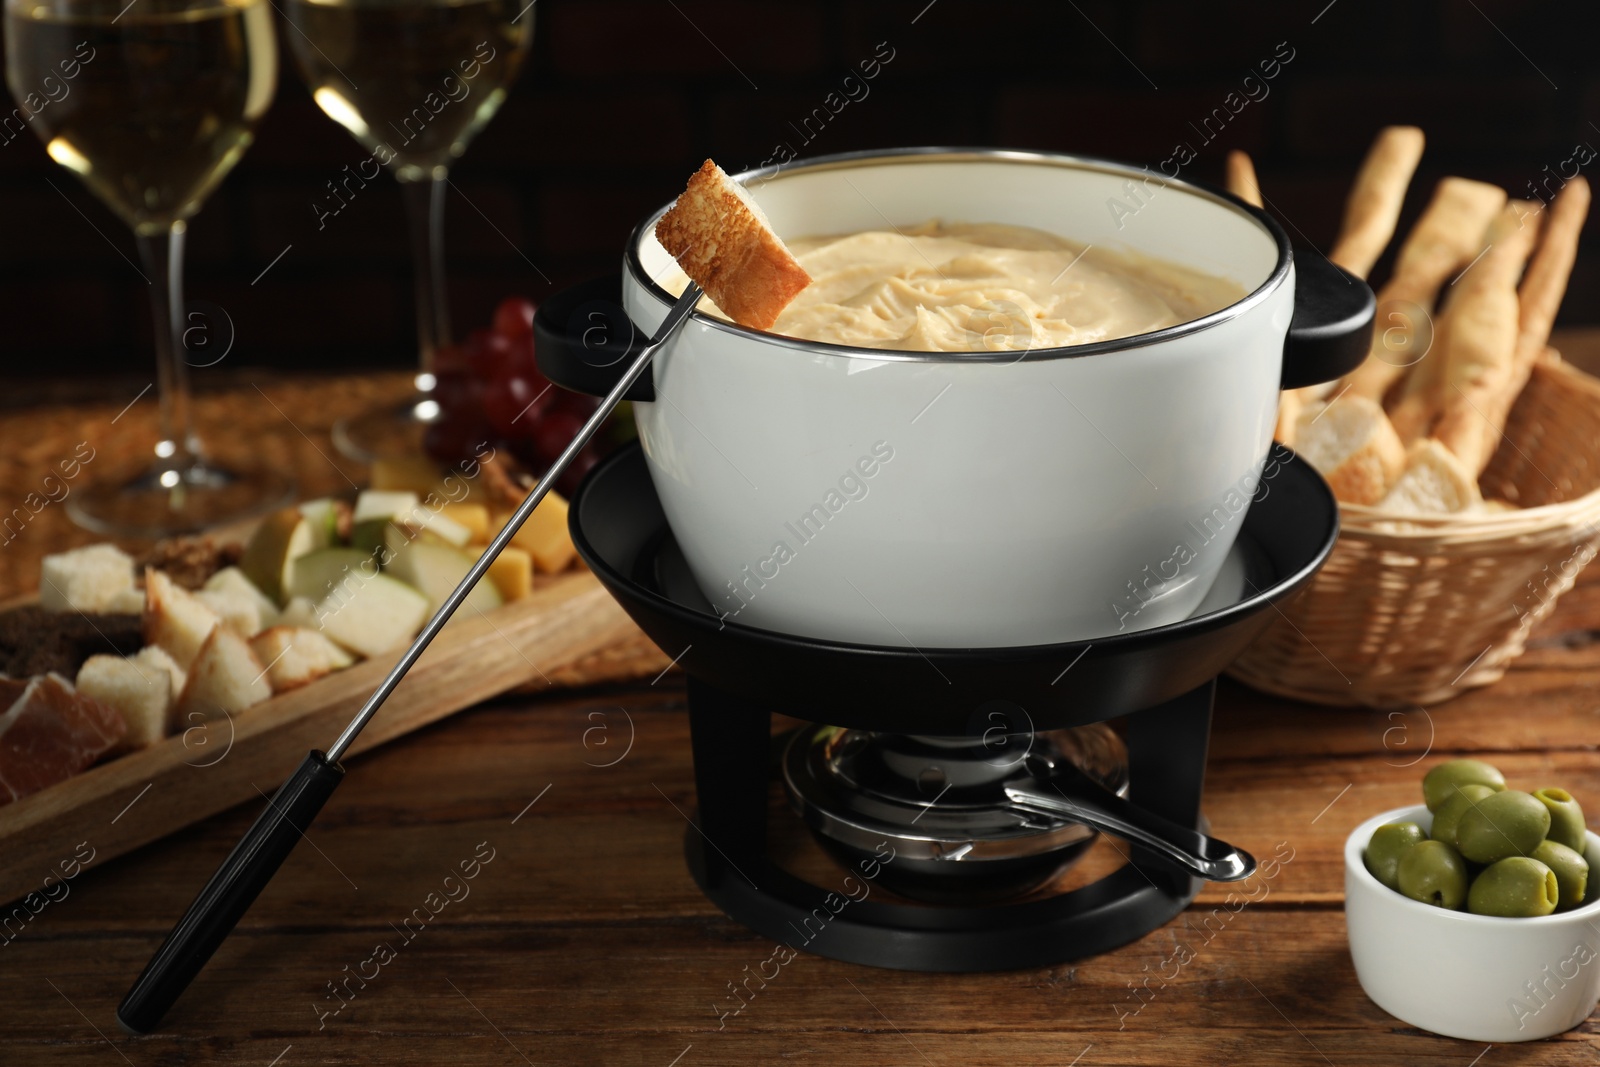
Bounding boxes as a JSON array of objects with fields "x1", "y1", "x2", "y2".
[{"x1": 1230, "y1": 354, "x2": 1600, "y2": 708}]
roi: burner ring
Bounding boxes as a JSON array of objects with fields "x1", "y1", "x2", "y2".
[{"x1": 782, "y1": 723, "x2": 1130, "y2": 902}]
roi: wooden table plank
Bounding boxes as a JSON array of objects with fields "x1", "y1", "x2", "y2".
[{"x1": 7, "y1": 363, "x2": 1600, "y2": 1063}]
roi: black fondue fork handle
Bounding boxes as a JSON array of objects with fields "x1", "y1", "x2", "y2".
[
  {"x1": 117, "y1": 282, "x2": 706, "y2": 1034},
  {"x1": 1004, "y1": 758, "x2": 1255, "y2": 882},
  {"x1": 118, "y1": 752, "x2": 343, "y2": 1033}
]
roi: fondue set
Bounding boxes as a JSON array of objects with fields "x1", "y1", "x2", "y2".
[
  {"x1": 117, "y1": 148, "x2": 1375, "y2": 1034},
  {"x1": 534, "y1": 147, "x2": 1376, "y2": 969}
]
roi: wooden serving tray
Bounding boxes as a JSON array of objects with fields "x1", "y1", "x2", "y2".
[{"x1": 0, "y1": 570, "x2": 649, "y2": 905}]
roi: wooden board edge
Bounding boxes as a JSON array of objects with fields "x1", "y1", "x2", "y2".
[{"x1": 0, "y1": 571, "x2": 644, "y2": 905}]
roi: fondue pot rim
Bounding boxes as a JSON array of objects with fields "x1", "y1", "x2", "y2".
[{"x1": 622, "y1": 145, "x2": 1294, "y2": 365}]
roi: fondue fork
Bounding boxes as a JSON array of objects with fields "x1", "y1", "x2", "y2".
[{"x1": 117, "y1": 283, "x2": 704, "y2": 1035}]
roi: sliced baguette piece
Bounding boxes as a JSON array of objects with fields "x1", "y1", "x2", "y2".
[
  {"x1": 654, "y1": 159, "x2": 811, "y2": 329},
  {"x1": 249, "y1": 626, "x2": 356, "y2": 693},
  {"x1": 173, "y1": 625, "x2": 272, "y2": 722},
  {"x1": 1378, "y1": 439, "x2": 1483, "y2": 515},
  {"x1": 143, "y1": 568, "x2": 220, "y2": 670},
  {"x1": 1292, "y1": 395, "x2": 1406, "y2": 505},
  {"x1": 76, "y1": 654, "x2": 172, "y2": 753}
]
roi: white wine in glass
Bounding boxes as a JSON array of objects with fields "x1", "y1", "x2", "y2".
[
  {"x1": 284, "y1": 0, "x2": 533, "y2": 461},
  {"x1": 6, "y1": 0, "x2": 292, "y2": 536}
]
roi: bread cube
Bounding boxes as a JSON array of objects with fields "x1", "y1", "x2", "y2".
[
  {"x1": 39, "y1": 544, "x2": 136, "y2": 613},
  {"x1": 76, "y1": 654, "x2": 172, "y2": 753}
]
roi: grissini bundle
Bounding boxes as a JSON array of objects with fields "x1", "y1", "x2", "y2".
[
  {"x1": 1389, "y1": 200, "x2": 1543, "y2": 448},
  {"x1": 1433, "y1": 178, "x2": 1589, "y2": 474},
  {"x1": 1272, "y1": 128, "x2": 1422, "y2": 445},
  {"x1": 1342, "y1": 178, "x2": 1508, "y2": 404}
]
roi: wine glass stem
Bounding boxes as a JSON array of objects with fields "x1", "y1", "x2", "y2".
[
  {"x1": 136, "y1": 222, "x2": 199, "y2": 470},
  {"x1": 400, "y1": 172, "x2": 451, "y2": 389}
]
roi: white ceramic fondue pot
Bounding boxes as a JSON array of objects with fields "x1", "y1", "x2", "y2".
[{"x1": 538, "y1": 148, "x2": 1372, "y2": 648}]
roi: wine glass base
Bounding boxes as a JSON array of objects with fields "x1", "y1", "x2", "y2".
[
  {"x1": 66, "y1": 460, "x2": 295, "y2": 539},
  {"x1": 332, "y1": 396, "x2": 439, "y2": 463}
]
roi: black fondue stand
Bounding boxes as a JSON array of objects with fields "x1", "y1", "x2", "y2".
[{"x1": 538, "y1": 251, "x2": 1368, "y2": 971}]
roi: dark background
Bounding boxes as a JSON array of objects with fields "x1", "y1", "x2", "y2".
[{"x1": 3, "y1": 0, "x2": 1599, "y2": 390}]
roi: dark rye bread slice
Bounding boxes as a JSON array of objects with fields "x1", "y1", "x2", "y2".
[
  {"x1": 0, "y1": 605, "x2": 143, "y2": 679},
  {"x1": 653, "y1": 159, "x2": 811, "y2": 330}
]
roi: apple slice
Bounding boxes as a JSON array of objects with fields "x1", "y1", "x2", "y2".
[
  {"x1": 385, "y1": 539, "x2": 504, "y2": 615},
  {"x1": 353, "y1": 490, "x2": 472, "y2": 548},
  {"x1": 297, "y1": 498, "x2": 348, "y2": 551},
  {"x1": 240, "y1": 506, "x2": 315, "y2": 603},
  {"x1": 285, "y1": 547, "x2": 376, "y2": 604},
  {"x1": 313, "y1": 572, "x2": 429, "y2": 657}
]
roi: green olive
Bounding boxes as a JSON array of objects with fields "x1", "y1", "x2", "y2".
[
  {"x1": 1397, "y1": 840, "x2": 1469, "y2": 909},
  {"x1": 1467, "y1": 857, "x2": 1559, "y2": 917},
  {"x1": 1530, "y1": 839, "x2": 1589, "y2": 910},
  {"x1": 1456, "y1": 790, "x2": 1551, "y2": 864},
  {"x1": 1534, "y1": 787, "x2": 1587, "y2": 853},
  {"x1": 1423, "y1": 759, "x2": 1507, "y2": 812},
  {"x1": 1430, "y1": 783, "x2": 1499, "y2": 848},
  {"x1": 1365, "y1": 822, "x2": 1427, "y2": 890}
]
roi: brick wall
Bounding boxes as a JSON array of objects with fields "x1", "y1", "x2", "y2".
[{"x1": 2, "y1": 0, "x2": 1596, "y2": 383}]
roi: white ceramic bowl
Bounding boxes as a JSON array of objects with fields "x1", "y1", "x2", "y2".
[
  {"x1": 1345, "y1": 804, "x2": 1600, "y2": 1042},
  {"x1": 620, "y1": 148, "x2": 1318, "y2": 648}
]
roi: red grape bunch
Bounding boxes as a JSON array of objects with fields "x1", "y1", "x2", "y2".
[{"x1": 426, "y1": 296, "x2": 611, "y2": 495}]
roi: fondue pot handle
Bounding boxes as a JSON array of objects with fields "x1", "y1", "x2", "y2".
[
  {"x1": 1282, "y1": 251, "x2": 1376, "y2": 389},
  {"x1": 534, "y1": 274, "x2": 656, "y2": 402}
]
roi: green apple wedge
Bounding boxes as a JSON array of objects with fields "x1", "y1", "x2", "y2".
[
  {"x1": 384, "y1": 536, "x2": 504, "y2": 615},
  {"x1": 285, "y1": 547, "x2": 377, "y2": 605},
  {"x1": 312, "y1": 572, "x2": 430, "y2": 658},
  {"x1": 240, "y1": 506, "x2": 315, "y2": 604},
  {"x1": 353, "y1": 489, "x2": 473, "y2": 548},
  {"x1": 297, "y1": 497, "x2": 345, "y2": 551}
]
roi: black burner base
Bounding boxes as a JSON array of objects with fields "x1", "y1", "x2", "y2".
[{"x1": 685, "y1": 676, "x2": 1214, "y2": 972}]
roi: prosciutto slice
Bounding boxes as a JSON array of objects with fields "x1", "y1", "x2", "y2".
[{"x1": 0, "y1": 674, "x2": 125, "y2": 805}]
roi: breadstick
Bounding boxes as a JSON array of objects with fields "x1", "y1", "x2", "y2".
[
  {"x1": 1434, "y1": 179, "x2": 1589, "y2": 473},
  {"x1": 1225, "y1": 150, "x2": 1299, "y2": 441},
  {"x1": 1226, "y1": 150, "x2": 1263, "y2": 208},
  {"x1": 1342, "y1": 178, "x2": 1508, "y2": 403},
  {"x1": 1415, "y1": 201, "x2": 1543, "y2": 471},
  {"x1": 1279, "y1": 129, "x2": 1424, "y2": 445},
  {"x1": 1329, "y1": 126, "x2": 1425, "y2": 279}
]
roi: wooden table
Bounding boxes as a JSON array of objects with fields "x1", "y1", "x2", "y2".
[{"x1": 5, "y1": 369, "x2": 1600, "y2": 1065}]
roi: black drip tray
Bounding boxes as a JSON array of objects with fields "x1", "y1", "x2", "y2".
[{"x1": 570, "y1": 443, "x2": 1337, "y2": 732}]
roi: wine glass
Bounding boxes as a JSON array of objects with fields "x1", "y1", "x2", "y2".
[
  {"x1": 6, "y1": 0, "x2": 293, "y2": 536},
  {"x1": 282, "y1": 0, "x2": 534, "y2": 462}
]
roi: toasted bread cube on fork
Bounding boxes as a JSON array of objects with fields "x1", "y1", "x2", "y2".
[{"x1": 654, "y1": 159, "x2": 812, "y2": 330}]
